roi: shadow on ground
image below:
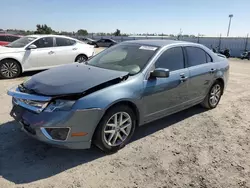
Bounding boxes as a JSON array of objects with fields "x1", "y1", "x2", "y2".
[{"x1": 0, "y1": 105, "x2": 206, "y2": 184}]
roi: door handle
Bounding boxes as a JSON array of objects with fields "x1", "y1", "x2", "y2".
[
  {"x1": 72, "y1": 48, "x2": 77, "y2": 50},
  {"x1": 210, "y1": 68, "x2": 216, "y2": 73},
  {"x1": 180, "y1": 73, "x2": 188, "y2": 82},
  {"x1": 48, "y1": 51, "x2": 54, "y2": 55}
]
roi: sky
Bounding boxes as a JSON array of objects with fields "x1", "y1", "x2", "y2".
[{"x1": 1, "y1": 0, "x2": 250, "y2": 37}]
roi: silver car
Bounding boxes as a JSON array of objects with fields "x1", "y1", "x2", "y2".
[{"x1": 8, "y1": 40, "x2": 229, "y2": 153}]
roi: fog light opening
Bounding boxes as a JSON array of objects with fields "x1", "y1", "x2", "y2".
[{"x1": 43, "y1": 128, "x2": 70, "y2": 141}]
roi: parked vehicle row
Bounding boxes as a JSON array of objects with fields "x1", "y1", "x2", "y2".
[
  {"x1": 7, "y1": 40, "x2": 229, "y2": 152},
  {"x1": 0, "y1": 35, "x2": 95, "y2": 78},
  {"x1": 78, "y1": 37, "x2": 117, "y2": 48},
  {"x1": 241, "y1": 51, "x2": 250, "y2": 60}
]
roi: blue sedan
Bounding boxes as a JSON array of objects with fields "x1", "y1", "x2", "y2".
[{"x1": 8, "y1": 40, "x2": 229, "y2": 153}]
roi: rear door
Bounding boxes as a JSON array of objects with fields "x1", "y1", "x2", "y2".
[
  {"x1": 184, "y1": 46, "x2": 216, "y2": 102},
  {"x1": 53, "y1": 37, "x2": 77, "y2": 65}
]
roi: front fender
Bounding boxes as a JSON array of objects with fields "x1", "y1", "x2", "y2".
[
  {"x1": 72, "y1": 74, "x2": 144, "y2": 118},
  {"x1": 73, "y1": 75, "x2": 143, "y2": 109}
]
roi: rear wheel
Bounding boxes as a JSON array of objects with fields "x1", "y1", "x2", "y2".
[
  {"x1": 93, "y1": 105, "x2": 136, "y2": 153},
  {"x1": 0, "y1": 59, "x2": 21, "y2": 79},
  {"x1": 75, "y1": 55, "x2": 88, "y2": 63},
  {"x1": 201, "y1": 81, "x2": 223, "y2": 109}
]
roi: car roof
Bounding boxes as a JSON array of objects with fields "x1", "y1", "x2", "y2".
[
  {"x1": 123, "y1": 39, "x2": 193, "y2": 47},
  {"x1": 26, "y1": 34, "x2": 76, "y2": 40},
  {"x1": 0, "y1": 33, "x2": 22, "y2": 37},
  {"x1": 101, "y1": 38, "x2": 116, "y2": 42}
]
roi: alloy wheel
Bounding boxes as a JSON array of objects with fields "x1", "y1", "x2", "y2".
[
  {"x1": 209, "y1": 84, "x2": 221, "y2": 107},
  {"x1": 0, "y1": 62, "x2": 19, "y2": 78},
  {"x1": 76, "y1": 56, "x2": 87, "y2": 63},
  {"x1": 103, "y1": 112, "x2": 132, "y2": 147}
]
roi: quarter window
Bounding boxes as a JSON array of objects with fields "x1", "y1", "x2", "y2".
[
  {"x1": 56, "y1": 37, "x2": 76, "y2": 46},
  {"x1": 155, "y1": 47, "x2": 184, "y2": 71},
  {"x1": 185, "y1": 47, "x2": 207, "y2": 66},
  {"x1": 33, "y1": 37, "x2": 54, "y2": 48}
]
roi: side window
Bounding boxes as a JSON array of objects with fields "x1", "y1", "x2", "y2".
[
  {"x1": 8, "y1": 36, "x2": 20, "y2": 42},
  {"x1": 56, "y1": 37, "x2": 76, "y2": 47},
  {"x1": 155, "y1": 47, "x2": 184, "y2": 71},
  {"x1": 105, "y1": 39, "x2": 111, "y2": 43},
  {"x1": 0, "y1": 36, "x2": 7, "y2": 41},
  {"x1": 186, "y1": 47, "x2": 207, "y2": 67},
  {"x1": 33, "y1": 37, "x2": 54, "y2": 48},
  {"x1": 206, "y1": 53, "x2": 213, "y2": 62}
]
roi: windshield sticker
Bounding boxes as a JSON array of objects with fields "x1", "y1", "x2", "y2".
[{"x1": 139, "y1": 46, "x2": 157, "y2": 51}]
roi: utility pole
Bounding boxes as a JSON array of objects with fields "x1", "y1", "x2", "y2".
[{"x1": 227, "y1": 14, "x2": 233, "y2": 37}]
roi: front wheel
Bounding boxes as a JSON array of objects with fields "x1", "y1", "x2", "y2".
[
  {"x1": 93, "y1": 105, "x2": 136, "y2": 153},
  {"x1": 0, "y1": 59, "x2": 21, "y2": 79},
  {"x1": 201, "y1": 81, "x2": 223, "y2": 109}
]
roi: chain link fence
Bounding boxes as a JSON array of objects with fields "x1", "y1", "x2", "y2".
[{"x1": 86, "y1": 34, "x2": 250, "y2": 57}]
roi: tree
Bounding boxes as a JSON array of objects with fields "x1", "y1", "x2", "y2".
[
  {"x1": 35, "y1": 24, "x2": 54, "y2": 34},
  {"x1": 77, "y1": 29, "x2": 88, "y2": 36},
  {"x1": 114, "y1": 29, "x2": 121, "y2": 36}
]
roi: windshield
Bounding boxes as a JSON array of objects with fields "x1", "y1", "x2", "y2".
[
  {"x1": 87, "y1": 44, "x2": 158, "y2": 75},
  {"x1": 6, "y1": 36, "x2": 37, "y2": 48}
]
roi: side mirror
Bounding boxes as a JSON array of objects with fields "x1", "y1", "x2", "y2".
[
  {"x1": 150, "y1": 68, "x2": 170, "y2": 78},
  {"x1": 27, "y1": 44, "x2": 37, "y2": 50}
]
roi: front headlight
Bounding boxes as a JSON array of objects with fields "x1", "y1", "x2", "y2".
[
  {"x1": 13, "y1": 98, "x2": 48, "y2": 108},
  {"x1": 44, "y1": 100, "x2": 75, "y2": 112}
]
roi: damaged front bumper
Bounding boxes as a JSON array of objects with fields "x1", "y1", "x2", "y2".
[{"x1": 7, "y1": 86, "x2": 103, "y2": 149}]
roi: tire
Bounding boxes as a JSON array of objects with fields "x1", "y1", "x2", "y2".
[
  {"x1": 75, "y1": 55, "x2": 88, "y2": 63},
  {"x1": 201, "y1": 81, "x2": 223, "y2": 109},
  {"x1": 93, "y1": 105, "x2": 136, "y2": 153},
  {"x1": 0, "y1": 59, "x2": 21, "y2": 79}
]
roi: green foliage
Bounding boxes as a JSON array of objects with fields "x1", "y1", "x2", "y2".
[
  {"x1": 114, "y1": 29, "x2": 121, "y2": 36},
  {"x1": 77, "y1": 29, "x2": 88, "y2": 36},
  {"x1": 34, "y1": 24, "x2": 57, "y2": 34}
]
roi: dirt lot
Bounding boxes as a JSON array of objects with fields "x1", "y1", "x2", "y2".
[{"x1": 0, "y1": 56, "x2": 250, "y2": 188}]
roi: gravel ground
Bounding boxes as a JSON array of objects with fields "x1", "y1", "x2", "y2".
[{"x1": 0, "y1": 56, "x2": 250, "y2": 188}]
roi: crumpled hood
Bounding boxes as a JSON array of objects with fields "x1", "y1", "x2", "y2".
[
  {"x1": 23, "y1": 64, "x2": 129, "y2": 96},
  {"x1": 0, "y1": 46, "x2": 24, "y2": 54}
]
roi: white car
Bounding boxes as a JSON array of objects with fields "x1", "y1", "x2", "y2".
[{"x1": 0, "y1": 35, "x2": 95, "y2": 78}]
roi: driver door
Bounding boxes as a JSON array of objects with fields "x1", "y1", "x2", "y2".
[
  {"x1": 23, "y1": 37, "x2": 56, "y2": 70},
  {"x1": 142, "y1": 47, "x2": 190, "y2": 123}
]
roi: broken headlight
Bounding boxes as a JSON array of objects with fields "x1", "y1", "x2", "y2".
[
  {"x1": 13, "y1": 98, "x2": 48, "y2": 108},
  {"x1": 44, "y1": 100, "x2": 75, "y2": 112}
]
